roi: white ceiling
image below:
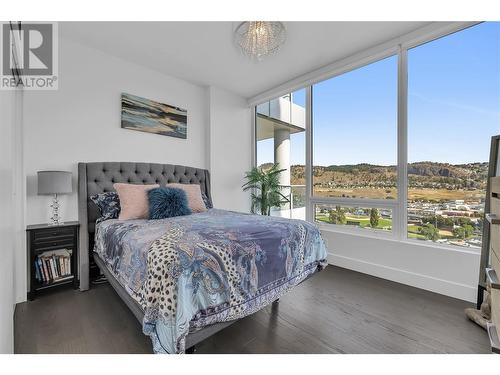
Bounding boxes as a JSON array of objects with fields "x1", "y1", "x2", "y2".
[{"x1": 60, "y1": 21, "x2": 431, "y2": 99}]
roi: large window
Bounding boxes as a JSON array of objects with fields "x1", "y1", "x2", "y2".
[
  {"x1": 311, "y1": 55, "x2": 398, "y2": 232},
  {"x1": 253, "y1": 22, "x2": 500, "y2": 250},
  {"x1": 407, "y1": 22, "x2": 500, "y2": 250},
  {"x1": 312, "y1": 56, "x2": 398, "y2": 200}
]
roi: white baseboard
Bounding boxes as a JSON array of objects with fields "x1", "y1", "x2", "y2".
[{"x1": 328, "y1": 253, "x2": 477, "y2": 303}]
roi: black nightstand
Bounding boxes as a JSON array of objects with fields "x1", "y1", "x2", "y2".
[{"x1": 27, "y1": 221, "x2": 79, "y2": 300}]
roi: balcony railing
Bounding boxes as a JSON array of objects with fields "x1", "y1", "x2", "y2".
[{"x1": 271, "y1": 184, "x2": 306, "y2": 220}]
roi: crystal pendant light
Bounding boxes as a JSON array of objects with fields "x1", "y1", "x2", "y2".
[{"x1": 234, "y1": 22, "x2": 286, "y2": 61}]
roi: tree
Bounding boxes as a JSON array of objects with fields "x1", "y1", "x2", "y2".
[
  {"x1": 329, "y1": 206, "x2": 346, "y2": 225},
  {"x1": 337, "y1": 206, "x2": 347, "y2": 224},
  {"x1": 463, "y1": 224, "x2": 474, "y2": 238},
  {"x1": 452, "y1": 227, "x2": 466, "y2": 239},
  {"x1": 453, "y1": 224, "x2": 475, "y2": 240},
  {"x1": 419, "y1": 223, "x2": 439, "y2": 241},
  {"x1": 443, "y1": 217, "x2": 454, "y2": 228},
  {"x1": 369, "y1": 208, "x2": 380, "y2": 228},
  {"x1": 329, "y1": 210, "x2": 336, "y2": 223},
  {"x1": 456, "y1": 217, "x2": 473, "y2": 227},
  {"x1": 422, "y1": 215, "x2": 435, "y2": 225}
]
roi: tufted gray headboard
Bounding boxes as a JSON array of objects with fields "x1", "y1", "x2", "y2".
[{"x1": 77, "y1": 162, "x2": 212, "y2": 291}]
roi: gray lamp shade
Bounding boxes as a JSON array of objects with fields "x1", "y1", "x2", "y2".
[{"x1": 37, "y1": 171, "x2": 73, "y2": 195}]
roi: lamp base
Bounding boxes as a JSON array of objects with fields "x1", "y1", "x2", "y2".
[{"x1": 49, "y1": 193, "x2": 62, "y2": 226}]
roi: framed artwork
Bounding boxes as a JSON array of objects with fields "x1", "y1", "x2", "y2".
[{"x1": 121, "y1": 93, "x2": 187, "y2": 139}]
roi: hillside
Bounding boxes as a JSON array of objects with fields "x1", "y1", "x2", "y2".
[
  {"x1": 305, "y1": 162, "x2": 488, "y2": 190},
  {"x1": 259, "y1": 161, "x2": 488, "y2": 192}
]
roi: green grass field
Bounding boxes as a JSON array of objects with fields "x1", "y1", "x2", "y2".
[
  {"x1": 316, "y1": 213, "x2": 392, "y2": 230},
  {"x1": 407, "y1": 224, "x2": 426, "y2": 239},
  {"x1": 317, "y1": 214, "x2": 473, "y2": 243},
  {"x1": 313, "y1": 187, "x2": 485, "y2": 202}
]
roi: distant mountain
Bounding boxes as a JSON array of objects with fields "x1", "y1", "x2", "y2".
[
  {"x1": 259, "y1": 162, "x2": 274, "y2": 170},
  {"x1": 258, "y1": 162, "x2": 488, "y2": 190},
  {"x1": 406, "y1": 162, "x2": 488, "y2": 190},
  {"x1": 407, "y1": 162, "x2": 488, "y2": 179}
]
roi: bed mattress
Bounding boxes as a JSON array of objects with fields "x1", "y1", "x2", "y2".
[{"x1": 94, "y1": 209, "x2": 327, "y2": 353}]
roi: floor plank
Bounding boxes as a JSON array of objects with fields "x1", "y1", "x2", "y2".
[{"x1": 14, "y1": 265, "x2": 490, "y2": 354}]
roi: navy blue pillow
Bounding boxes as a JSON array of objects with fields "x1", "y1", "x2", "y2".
[
  {"x1": 148, "y1": 187, "x2": 192, "y2": 219},
  {"x1": 201, "y1": 192, "x2": 213, "y2": 209},
  {"x1": 90, "y1": 192, "x2": 121, "y2": 224}
]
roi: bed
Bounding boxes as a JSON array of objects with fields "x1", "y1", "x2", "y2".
[{"x1": 78, "y1": 162, "x2": 327, "y2": 353}]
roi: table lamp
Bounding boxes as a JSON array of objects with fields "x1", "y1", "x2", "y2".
[{"x1": 37, "y1": 171, "x2": 72, "y2": 225}]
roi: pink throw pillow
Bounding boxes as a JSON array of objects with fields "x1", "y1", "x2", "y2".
[
  {"x1": 114, "y1": 183, "x2": 159, "y2": 220},
  {"x1": 167, "y1": 183, "x2": 207, "y2": 213}
]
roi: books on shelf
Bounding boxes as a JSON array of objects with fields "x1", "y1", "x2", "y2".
[{"x1": 34, "y1": 249, "x2": 72, "y2": 284}]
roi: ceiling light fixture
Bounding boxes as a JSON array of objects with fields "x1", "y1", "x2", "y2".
[{"x1": 234, "y1": 21, "x2": 286, "y2": 61}]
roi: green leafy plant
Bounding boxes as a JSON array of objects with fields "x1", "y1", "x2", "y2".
[
  {"x1": 242, "y1": 164, "x2": 290, "y2": 215},
  {"x1": 329, "y1": 206, "x2": 346, "y2": 225},
  {"x1": 370, "y1": 208, "x2": 380, "y2": 228},
  {"x1": 419, "y1": 223, "x2": 440, "y2": 241},
  {"x1": 452, "y1": 224, "x2": 475, "y2": 239}
]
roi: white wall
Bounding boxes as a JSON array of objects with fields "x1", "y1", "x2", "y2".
[
  {"x1": 19, "y1": 37, "x2": 211, "y2": 302},
  {"x1": 0, "y1": 89, "x2": 17, "y2": 353},
  {"x1": 208, "y1": 86, "x2": 252, "y2": 212},
  {"x1": 19, "y1": 38, "x2": 253, "y2": 303},
  {"x1": 323, "y1": 230, "x2": 480, "y2": 302},
  {"x1": 23, "y1": 37, "x2": 210, "y2": 227}
]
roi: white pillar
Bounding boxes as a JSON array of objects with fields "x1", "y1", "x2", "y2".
[
  {"x1": 274, "y1": 128, "x2": 291, "y2": 186},
  {"x1": 274, "y1": 128, "x2": 291, "y2": 215}
]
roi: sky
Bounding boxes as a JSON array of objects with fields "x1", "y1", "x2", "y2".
[{"x1": 257, "y1": 22, "x2": 500, "y2": 167}]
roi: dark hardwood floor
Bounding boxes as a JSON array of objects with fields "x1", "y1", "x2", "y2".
[{"x1": 14, "y1": 266, "x2": 490, "y2": 354}]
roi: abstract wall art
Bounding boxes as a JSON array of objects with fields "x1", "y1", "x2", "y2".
[{"x1": 121, "y1": 93, "x2": 187, "y2": 139}]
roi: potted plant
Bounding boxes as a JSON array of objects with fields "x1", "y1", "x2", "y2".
[{"x1": 242, "y1": 164, "x2": 290, "y2": 215}]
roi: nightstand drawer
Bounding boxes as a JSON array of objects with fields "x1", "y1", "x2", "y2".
[
  {"x1": 33, "y1": 227, "x2": 75, "y2": 243},
  {"x1": 486, "y1": 268, "x2": 500, "y2": 337},
  {"x1": 492, "y1": 250, "x2": 500, "y2": 275},
  {"x1": 32, "y1": 238, "x2": 75, "y2": 251},
  {"x1": 491, "y1": 224, "x2": 500, "y2": 259},
  {"x1": 491, "y1": 285, "x2": 500, "y2": 349},
  {"x1": 487, "y1": 323, "x2": 500, "y2": 354},
  {"x1": 493, "y1": 308, "x2": 500, "y2": 342}
]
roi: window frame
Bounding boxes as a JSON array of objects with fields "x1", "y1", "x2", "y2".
[
  {"x1": 252, "y1": 22, "x2": 486, "y2": 253},
  {"x1": 308, "y1": 53, "x2": 401, "y2": 239}
]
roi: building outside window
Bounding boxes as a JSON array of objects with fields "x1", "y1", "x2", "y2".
[{"x1": 255, "y1": 89, "x2": 306, "y2": 219}]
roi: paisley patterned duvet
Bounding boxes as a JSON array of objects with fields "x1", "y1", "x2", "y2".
[{"x1": 94, "y1": 209, "x2": 328, "y2": 353}]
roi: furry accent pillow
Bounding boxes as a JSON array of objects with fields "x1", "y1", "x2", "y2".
[
  {"x1": 113, "y1": 183, "x2": 159, "y2": 220},
  {"x1": 148, "y1": 187, "x2": 192, "y2": 219}
]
